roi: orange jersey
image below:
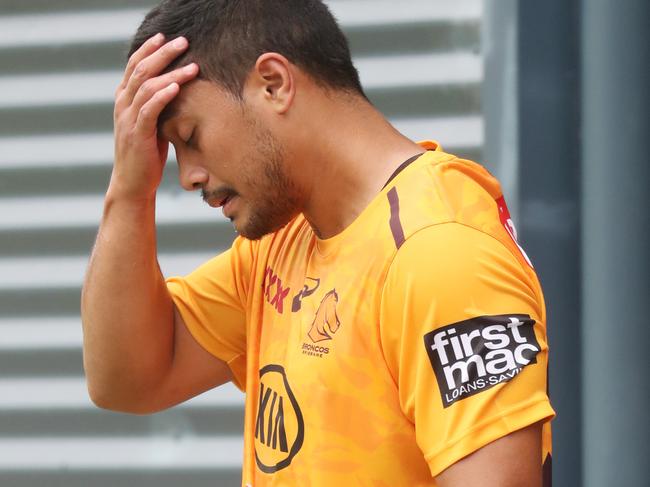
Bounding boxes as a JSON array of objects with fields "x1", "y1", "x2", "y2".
[{"x1": 166, "y1": 141, "x2": 555, "y2": 486}]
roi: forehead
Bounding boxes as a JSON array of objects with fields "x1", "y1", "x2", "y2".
[{"x1": 158, "y1": 79, "x2": 240, "y2": 136}]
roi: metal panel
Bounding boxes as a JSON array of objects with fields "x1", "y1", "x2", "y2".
[
  {"x1": 516, "y1": 2, "x2": 583, "y2": 486},
  {"x1": 581, "y1": 1, "x2": 650, "y2": 485}
]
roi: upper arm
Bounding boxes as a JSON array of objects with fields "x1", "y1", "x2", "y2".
[
  {"x1": 145, "y1": 236, "x2": 255, "y2": 411},
  {"x1": 379, "y1": 223, "x2": 554, "y2": 478},
  {"x1": 143, "y1": 304, "x2": 234, "y2": 413},
  {"x1": 435, "y1": 421, "x2": 543, "y2": 487}
]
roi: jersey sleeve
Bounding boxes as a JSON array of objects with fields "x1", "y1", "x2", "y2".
[
  {"x1": 165, "y1": 236, "x2": 255, "y2": 391},
  {"x1": 379, "y1": 222, "x2": 555, "y2": 478}
]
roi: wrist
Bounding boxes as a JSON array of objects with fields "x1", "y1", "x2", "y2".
[
  {"x1": 104, "y1": 184, "x2": 157, "y2": 212},
  {"x1": 105, "y1": 174, "x2": 158, "y2": 205}
]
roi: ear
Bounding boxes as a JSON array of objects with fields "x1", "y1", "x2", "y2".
[{"x1": 251, "y1": 53, "x2": 295, "y2": 114}]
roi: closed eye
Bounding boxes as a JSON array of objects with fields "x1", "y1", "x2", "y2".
[{"x1": 184, "y1": 128, "x2": 196, "y2": 148}]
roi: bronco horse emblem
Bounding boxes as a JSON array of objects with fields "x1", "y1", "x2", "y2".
[{"x1": 307, "y1": 289, "x2": 341, "y2": 343}]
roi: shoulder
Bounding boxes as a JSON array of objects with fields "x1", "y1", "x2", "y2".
[
  {"x1": 381, "y1": 222, "x2": 543, "y2": 323},
  {"x1": 384, "y1": 222, "x2": 521, "y2": 290},
  {"x1": 390, "y1": 151, "x2": 505, "y2": 242},
  {"x1": 384, "y1": 150, "x2": 534, "y2": 275}
]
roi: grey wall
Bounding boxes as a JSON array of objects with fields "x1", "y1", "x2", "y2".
[{"x1": 581, "y1": 1, "x2": 650, "y2": 486}]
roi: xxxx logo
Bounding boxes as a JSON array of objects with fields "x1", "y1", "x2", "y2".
[
  {"x1": 262, "y1": 266, "x2": 290, "y2": 314},
  {"x1": 307, "y1": 289, "x2": 341, "y2": 343}
]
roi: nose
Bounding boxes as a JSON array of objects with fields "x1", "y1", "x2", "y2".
[{"x1": 178, "y1": 162, "x2": 209, "y2": 192}]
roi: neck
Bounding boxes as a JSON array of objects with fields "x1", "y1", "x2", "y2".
[{"x1": 289, "y1": 95, "x2": 423, "y2": 239}]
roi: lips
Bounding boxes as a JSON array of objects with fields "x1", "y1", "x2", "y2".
[
  {"x1": 216, "y1": 195, "x2": 230, "y2": 208},
  {"x1": 222, "y1": 195, "x2": 237, "y2": 219},
  {"x1": 206, "y1": 192, "x2": 233, "y2": 209},
  {"x1": 202, "y1": 186, "x2": 239, "y2": 217},
  {"x1": 206, "y1": 197, "x2": 224, "y2": 209}
]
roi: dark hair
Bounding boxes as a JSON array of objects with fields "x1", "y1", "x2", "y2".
[{"x1": 128, "y1": 0, "x2": 365, "y2": 99}]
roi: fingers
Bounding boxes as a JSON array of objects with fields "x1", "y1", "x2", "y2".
[
  {"x1": 119, "y1": 33, "x2": 165, "y2": 91},
  {"x1": 131, "y1": 62, "x2": 199, "y2": 115},
  {"x1": 121, "y1": 36, "x2": 190, "y2": 108},
  {"x1": 110, "y1": 35, "x2": 191, "y2": 201},
  {"x1": 135, "y1": 82, "x2": 180, "y2": 138}
]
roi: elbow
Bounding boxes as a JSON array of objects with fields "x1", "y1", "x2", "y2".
[
  {"x1": 85, "y1": 378, "x2": 129, "y2": 413},
  {"x1": 82, "y1": 338, "x2": 168, "y2": 415},
  {"x1": 85, "y1": 375, "x2": 163, "y2": 415},
  {"x1": 86, "y1": 383, "x2": 117, "y2": 412}
]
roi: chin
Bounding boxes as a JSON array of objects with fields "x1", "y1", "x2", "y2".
[
  {"x1": 235, "y1": 209, "x2": 295, "y2": 241},
  {"x1": 236, "y1": 224, "x2": 272, "y2": 241}
]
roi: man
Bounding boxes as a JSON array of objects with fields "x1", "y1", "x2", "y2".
[{"x1": 81, "y1": 1, "x2": 555, "y2": 485}]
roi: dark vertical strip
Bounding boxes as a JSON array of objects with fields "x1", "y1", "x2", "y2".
[
  {"x1": 543, "y1": 454, "x2": 553, "y2": 487},
  {"x1": 517, "y1": 2, "x2": 582, "y2": 486},
  {"x1": 387, "y1": 187, "x2": 405, "y2": 249}
]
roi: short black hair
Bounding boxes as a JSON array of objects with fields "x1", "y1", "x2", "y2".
[{"x1": 129, "y1": 0, "x2": 365, "y2": 99}]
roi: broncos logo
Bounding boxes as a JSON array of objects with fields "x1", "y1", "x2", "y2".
[{"x1": 307, "y1": 289, "x2": 341, "y2": 343}]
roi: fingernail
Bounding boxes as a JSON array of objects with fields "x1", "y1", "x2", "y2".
[
  {"x1": 174, "y1": 37, "x2": 187, "y2": 48},
  {"x1": 184, "y1": 63, "x2": 197, "y2": 73},
  {"x1": 154, "y1": 32, "x2": 165, "y2": 43}
]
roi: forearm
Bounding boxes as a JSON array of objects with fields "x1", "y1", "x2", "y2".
[
  {"x1": 81, "y1": 189, "x2": 174, "y2": 411},
  {"x1": 81, "y1": 33, "x2": 200, "y2": 412}
]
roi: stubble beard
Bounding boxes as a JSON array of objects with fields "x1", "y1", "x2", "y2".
[{"x1": 236, "y1": 124, "x2": 302, "y2": 241}]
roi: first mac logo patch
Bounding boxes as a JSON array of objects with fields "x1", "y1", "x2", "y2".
[{"x1": 423, "y1": 314, "x2": 541, "y2": 407}]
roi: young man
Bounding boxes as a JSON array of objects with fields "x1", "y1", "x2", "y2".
[{"x1": 81, "y1": 1, "x2": 555, "y2": 485}]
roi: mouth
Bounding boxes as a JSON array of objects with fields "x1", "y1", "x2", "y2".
[
  {"x1": 212, "y1": 195, "x2": 231, "y2": 208},
  {"x1": 203, "y1": 188, "x2": 237, "y2": 209},
  {"x1": 221, "y1": 195, "x2": 238, "y2": 219},
  {"x1": 203, "y1": 191, "x2": 239, "y2": 221}
]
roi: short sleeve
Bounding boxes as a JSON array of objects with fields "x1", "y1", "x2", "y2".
[
  {"x1": 379, "y1": 222, "x2": 555, "y2": 477},
  {"x1": 165, "y1": 236, "x2": 255, "y2": 390}
]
